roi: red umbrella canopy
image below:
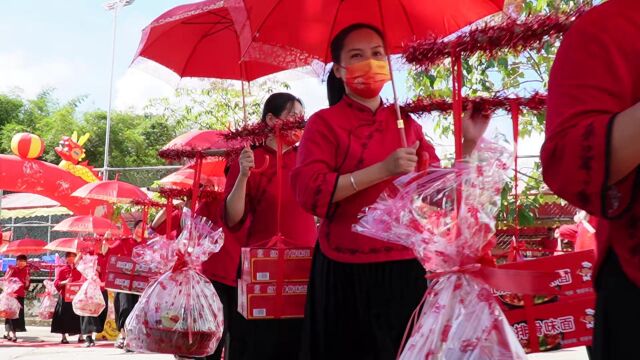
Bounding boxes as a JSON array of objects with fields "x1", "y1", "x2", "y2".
[
  {"x1": 133, "y1": 0, "x2": 289, "y2": 81},
  {"x1": 161, "y1": 130, "x2": 229, "y2": 153},
  {"x1": 52, "y1": 215, "x2": 121, "y2": 236},
  {"x1": 227, "y1": 0, "x2": 505, "y2": 67},
  {"x1": 72, "y1": 180, "x2": 149, "y2": 204},
  {"x1": 44, "y1": 238, "x2": 94, "y2": 254},
  {"x1": 0, "y1": 238, "x2": 47, "y2": 255},
  {"x1": 162, "y1": 158, "x2": 226, "y2": 187}
]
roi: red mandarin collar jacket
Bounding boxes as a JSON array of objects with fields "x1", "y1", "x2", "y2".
[{"x1": 292, "y1": 95, "x2": 440, "y2": 263}]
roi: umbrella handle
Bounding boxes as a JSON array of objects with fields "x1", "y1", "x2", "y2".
[{"x1": 251, "y1": 155, "x2": 270, "y2": 173}]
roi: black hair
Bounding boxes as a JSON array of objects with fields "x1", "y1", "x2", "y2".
[
  {"x1": 133, "y1": 220, "x2": 143, "y2": 229},
  {"x1": 65, "y1": 252, "x2": 77, "y2": 258},
  {"x1": 327, "y1": 23, "x2": 385, "y2": 106},
  {"x1": 16, "y1": 254, "x2": 27, "y2": 261},
  {"x1": 261, "y1": 92, "x2": 303, "y2": 123}
]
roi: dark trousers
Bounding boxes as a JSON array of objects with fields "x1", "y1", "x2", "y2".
[{"x1": 592, "y1": 250, "x2": 640, "y2": 359}]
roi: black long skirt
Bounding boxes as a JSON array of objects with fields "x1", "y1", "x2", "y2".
[
  {"x1": 80, "y1": 290, "x2": 108, "y2": 335},
  {"x1": 230, "y1": 312, "x2": 303, "y2": 360},
  {"x1": 51, "y1": 296, "x2": 81, "y2": 335},
  {"x1": 202, "y1": 280, "x2": 238, "y2": 360},
  {"x1": 4, "y1": 296, "x2": 26, "y2": 332},
  {"x1": 592, "y1": 250, "x2": 640, "y2": 360},
  {"x1": 114, "y1": 292, "x2": 139, "y2": 332},
  {"x1": 300, "y1": 245, "x2": 428, "y2": 360}
]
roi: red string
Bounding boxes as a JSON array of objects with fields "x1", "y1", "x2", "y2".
[
  {"x1": 397, "y1": 290, "x2": 428, "y2": 359},
  {"x1": 275, "y1": 125, "x2": 283, "y2": 237},
  {"x1": 191, "y1": 155, "x2": 203, "y2": 209},
  {"x1": 451, "y1": 54, "x2": 464, "y2": 160},
  {"x1": 510, "y1": 101, "x2": 521, "y2": 261},
  {"x1": 140, "y1": 206, "x2": 148, "y2": 243}
]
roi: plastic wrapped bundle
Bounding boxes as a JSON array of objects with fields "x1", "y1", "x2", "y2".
[
  {"x1": 132, "y1": 235, "x2": 177, "y2": 275},
  {"x1": 38, "y1": 279, "x2": 58, "y2": 320},
  {"x1": 0, "y1": 278, "x2": 22, "y2": 319},
  {"x1": 72, "y1": 254, "x2": 106, "y2": 317},
  {"x1": 355, "y1": 140, "x2": 533, "y2": 360},
  {"x1": 125, "y1": 208, "x2": 225, "y2": 357}
]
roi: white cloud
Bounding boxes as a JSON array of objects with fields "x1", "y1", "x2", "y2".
[
  {"x1": 113, "y1": 68, "x2": 174, "y2": 112},
  {"x1": 0, "y1": 51, "x2": 85, "y2": 99},
  {"x1": 287, "y1": 77, "x2": 327, "y2": 115}
]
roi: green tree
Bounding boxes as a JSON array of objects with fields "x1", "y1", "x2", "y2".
[{"x1": 145, "y1": 79, "x2": 290, "y2": 131}]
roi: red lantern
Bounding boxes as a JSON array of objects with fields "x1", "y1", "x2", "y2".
[{"x1": 11, "y1": 133, "x2": 45, "y2": 159}]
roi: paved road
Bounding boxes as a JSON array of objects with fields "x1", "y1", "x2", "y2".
[{"x1": 1, "y1": 326, "x2": 589, "y2": 359}]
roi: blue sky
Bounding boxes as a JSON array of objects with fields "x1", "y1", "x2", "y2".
[
  {"x1": 0, "y1": 0, "x2": 417, "y2": 114},
  {"x1": 0, "y1": 1, "x2": 320, "y2": 114}
]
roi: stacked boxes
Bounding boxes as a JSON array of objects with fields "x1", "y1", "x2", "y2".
[{"x1": 238, "y1": 247, "x2": 313, "y2": 319}]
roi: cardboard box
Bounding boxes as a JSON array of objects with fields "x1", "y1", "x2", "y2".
[
  {"x1": 240, "y1": 247, "x2": 313, "y2": 283},
  {"x1": 494, "y1": 250, "x2": 596, "y2": 353},
  {"x1": 105, "y1": 272, "x2": 150, "y2": 295},
  {"x1": 64, "y1": 282, "x2": 84, "y2": 302},
  {"x1": 238, "y1": 279, "x2": 307, "y2": 319},
  {"x1": 106, "y1": 256, "x2": 156, "y2": 277},
  {"x1": 494, "y1": 250, "x2": 596, "y2": 310},
  {"x1": 504, "y1": 295, "x2": 596, "y2": 353}
]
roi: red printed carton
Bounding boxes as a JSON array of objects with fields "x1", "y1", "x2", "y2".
[
  {"x1": 494, "y1": 250, "x2": 596, "y2": 353},
  {"x1": 64, "y1": 282, "x2": 84, "y2": 302},
  {"x1": 105, "y1": 272, "x2": 150, "y2": 295},
  {"x1": 495, "y1": 250, "x2": 596, "y2": 310},
  {"x1": 241, "y1": 247, "x2": 313, "y2": 283},
  {"x1": 106, "y1": 255, "x2": 156, "y2": 277},
  {"x1": 505, "y1": 295, "x2": 596, "y2": 353},
  {"x1": 238, "y1": 279, "x2": 307, "y2": 319}
]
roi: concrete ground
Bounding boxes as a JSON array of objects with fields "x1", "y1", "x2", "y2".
[{"x1": 0, "y1": 326, "x2": 589, "y2": 359}]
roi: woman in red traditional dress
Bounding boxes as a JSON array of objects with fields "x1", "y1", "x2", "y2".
[
  {"x1": 540, "y1": 1, "x2": 640, "y2": 358},
  {"x1": 51, "y1": 252, "x2": 82, "y2": 343},
  {"x1": 222, "y1": 92, "x2": 318, "y2": 359},
  {"x1": 3, "y1": 254, "x2": 30, "y2": 342},
  {"x1": 291, "y1": 24, "x2": 489, "y2": 359}
]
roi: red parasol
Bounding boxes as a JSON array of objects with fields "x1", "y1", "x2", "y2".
[
  {"x1": 133, "y1": 1, "x2": 290, "y2": 82},
  {"x1": 160, "y1": 160, "x2": 227, "y2": 191},
  {"x1": 44, "y1": 237, "x2": 94, "y2": 254},
  {"x1": 226, "y1": 0, "x2": 504, "y2": 146},
  {"x1": 228, "y1": 0, "x2": 504, "y2": 65},
  {"x1": 0, "y1": 238, "x2": 47, "y2": 255},
  {"x1": 72, "y1": 180, "x2": 149, "y2": 204},
  {"x1": 161, "y1": 130, "x2": 228, "y2": 153},
  {"x1": 52, "y1": 215, "x2": 121, "y2": 236}
]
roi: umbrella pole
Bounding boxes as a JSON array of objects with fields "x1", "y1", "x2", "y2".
[
  {"x1": 387, "y1": 55, "x2": 408, "y2": 148},
  {"x1": 376, "y1": 0, "x2": 407, "y2": 148},
  {"x1": 165, "y1": 196, "x2": 174, "y2": 240},
  {"x1": 141, "y1": 206, "x2": 148, "y2": 243},
  {"x1": 241, "y1": 62, "x2": 248, "y2": 124}
]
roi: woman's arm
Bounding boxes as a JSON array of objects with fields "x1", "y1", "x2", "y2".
[
  {"x1": 331, "y1": 143, "x2": 420, "y2": 202},
  {"x1": 608, "y1": 102, "x2": 640, "y2": 183},
  {"x1": 225, "y1": 147, "x2": 254, "y2": 227}
]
